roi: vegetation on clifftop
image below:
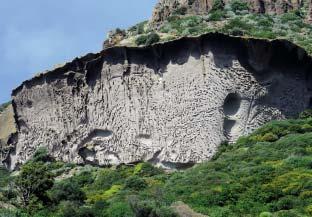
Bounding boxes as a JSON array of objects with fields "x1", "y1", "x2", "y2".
[
  {"x1": 0, "y1": 110, "x2": 312, "y2": 216},
  {"x1": 113, "y1": 0, "x2": 312, "y2": 55}
]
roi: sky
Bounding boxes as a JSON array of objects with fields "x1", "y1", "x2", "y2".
[{"x1": 0, "y1": 0, "x2": 157, "y2": 104}]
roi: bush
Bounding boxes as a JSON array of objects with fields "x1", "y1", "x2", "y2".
[
  {"x1": 0, "y1": 209, "x2": 27, "y2": 217},
  {"x1": 299, "y1": 109, "x2": 312, "y2": 119},
  {"x1": 259, "y1": 212, "x2": 273, "y2": 217},
  {"x1": 32, "y1": 147, "x2": 52, "y2": 163},
  {"x1": 135, "y1": 33, "x2": 160, "y2": 46},
  {"x1": 135, "y1": 35, "x2": 148, "y2": 46},
  {"x1": 125, "y1": 176, "x2": 147, "y2": 191},
  {"x1": 105, "y1": 202, "x2": 134, "y2": 217},
  {"x1": 230, "y1": 0, "x2": 249, "y2": 14},
  {"x1": 275, "y1": 196, "x2": 298, "y2": 211},
  {"x1": 208, "y1": 10, "x2": 226, "y2": 21},
  {"x1": 71, "y1": 170, "x2": 95, "y2": 187},
  {"x1": 134, "y1": 163, "x2": 163, "y2": 177},
  {"x1": 211, "y1": 0, "x2": 224, "y2": 12},
  {"x1": 128, "y1": 198, "x2": 176, "y2": 217},
  {"x1": 55, "y1": 201, "x2": 79, "y2": 217},
  {"x1": 93, "y1": 169, "x2": 123, "y2": 191},
  {"x1": 261, "y1": 133, "x2": 279, "y2": 142},
  {"x1": 145, "y1": 32, "x2": 160, "y2": 46},
  {"x1": 49, "y1": 179, "x2": 86, "y2": 204},
  {"x1": 0, "y1": 167, "x2": 10, "y2": 188}
]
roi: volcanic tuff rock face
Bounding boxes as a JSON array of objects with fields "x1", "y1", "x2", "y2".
[
  {"x1": 151, "y1": 0, "x2": 307, "y2": 24},
  {"x1": 0, "y1": 105, "x2": 16, "y2": 165},
  {"x1": 6, "y1": 33, "x2": 312, "y2": 170}
]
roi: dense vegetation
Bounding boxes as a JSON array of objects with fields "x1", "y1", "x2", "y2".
[
  {"x1": 122, "y1": 0, "x2": 312, "y2": 55},
  {"x1": 0, "y1": 110, "x2": 311, "y2": 216}
]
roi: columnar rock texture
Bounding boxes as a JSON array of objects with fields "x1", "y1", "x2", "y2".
[
  {"x1": 151, "y1": 0, "x2": 306, "y2": 25},
  {"x1": 7, "y1": 33, "x2": 312, "y2": 170}
]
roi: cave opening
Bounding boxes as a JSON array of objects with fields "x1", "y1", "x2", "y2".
[{"x1": 223, "y1": 93, "x2": 241, "y2": 116}]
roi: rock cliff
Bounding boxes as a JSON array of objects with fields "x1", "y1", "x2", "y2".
[
  {"x1": 151, "y1": 0, "x2": 307, "y2": 25},
  {"x1": 5, "y1": 33, "x2": 312, "y2": 170}
]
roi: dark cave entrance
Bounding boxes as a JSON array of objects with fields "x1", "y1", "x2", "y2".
[{"x1": 223, "y1": 93, "x2": 241, "y2": 116}]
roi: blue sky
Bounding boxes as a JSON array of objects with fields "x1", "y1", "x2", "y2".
[{"x1": 0, "y1": 0, "x2": 157, "y2": 103}]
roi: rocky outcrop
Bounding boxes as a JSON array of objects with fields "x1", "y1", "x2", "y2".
[
  {"x1": 171, "y1": 201, "x2": 208, "y2": 217},
  {"x1": 151, "y1": 0, "x2": 306, "y2": 25},
  {"x1": 6, "y1": 33, "x2": 312, "y2": 170},
  {"x1": 103, "y1": 29, "x2": 127, "y2": 49},
  {"x1": 0, "y1": 105, "x2": 16, "y2": 165}
]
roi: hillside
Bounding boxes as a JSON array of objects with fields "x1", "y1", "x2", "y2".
[
  {"x1": 0, "y1": 110, "x2": 311, "y2": 217},
  {"x1": 105, "y1": 0, "x2": 312, "y2": 55},
  {"x1": 0, "y1": 0, "x2": 312, "y2": 217}
]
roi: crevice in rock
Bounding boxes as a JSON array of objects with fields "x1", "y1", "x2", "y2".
[
  {"x1": 160, "y1": 161, "x2": 195, "y2": 170},
  {"x1": 223, "y1": 119, "x2": 236, "y2": 140}
]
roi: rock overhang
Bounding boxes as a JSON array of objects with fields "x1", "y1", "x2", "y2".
[{"x1": 5, "y1": 33, "x2": 312, "y2": 170}]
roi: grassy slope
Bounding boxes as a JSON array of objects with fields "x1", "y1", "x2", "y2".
[
  {"x1": 75, "y1": 117, "x2": 312, "y2": 217},
  {"x1": 1, "y1": 115, "x2": 311, "y2": 217}
]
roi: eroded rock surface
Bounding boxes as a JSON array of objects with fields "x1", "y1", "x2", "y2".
[{"x1": 6, "y1": 33, "x2": 312, "y2": 169}]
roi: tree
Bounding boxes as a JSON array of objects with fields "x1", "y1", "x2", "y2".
[
  {"x1": 49, "y1": 179, "x2": 86, "y2": 204},
  {"x1": 14, "y1": 161, "x2": 54, "y2": 207}
]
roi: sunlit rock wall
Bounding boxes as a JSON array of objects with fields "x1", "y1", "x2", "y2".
[{"x1": 8, "y1": 33, "x2": 312, "y2": 169}]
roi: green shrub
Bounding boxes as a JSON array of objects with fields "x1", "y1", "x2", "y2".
[
  {"x1": 275, "y1": 210, "x2": 300, "y2": 217},
  {"x1": 125, "y1": 176, "x2": 147, "y2": 191},
  {"x1": 274, "y1": 196, "x2": 299, "y2": 211},
  {"x1": 301, "y1": 124, "x2": 312, "y2": 132},
  {"x1": 230, "y1": 0, "x2": 249, "y2": 14},
  {"x1": 145, "y1": 32, "x2": 160, "y2": 46},
  {"x1": 211, "y1": 141, "x2": 230, "y2": 161},
  {"x1": 211, "y1": 0, "x2": 224, "y2": 12},
  {"x1": 208, "y1": 10, "x2": 226, "y2": 21},
  {"x1": 135, "y1": 35, "x2": 148, "y2": 46},
  {"x1": 49, "y1": 179, "x2": 86, "y2": 204},
  {"x1": 32, "y1": 147, "x2": 51, "y2": 163},
  {"x1": 0, "y1": 167, "x2": 10, "y2": 188},
  {"x1": 222, "y1": 18, "x2": 252, "y2": 35},
  {"x1": 105, "y1": 202, "x2": 134, "y2": 217},
  {"x1": 134, "y1": 163, "x2": 163, "y2": 177},
  {"x1": 0, "y1": 209, "x2": 27, "y2": 217},
  {"x1": 55, "y1": 201, "x2": 79, "y2": 217},
  {"x1": 93, "y1": 169, "x2": 123, "y2": 191},
  {"x1": 128, "y1": 21, "x2": 147, "y2": 35},
  {"x1": 259, "y1": 212, "x2": 273, "y2": 217},
  {"x1": 299, "y1": 109, "x2": 312, "y2": 119},
  {"x1": 135, "y1": 33, "x2": 160, "y2": 46},
  {"x1": 261, "y1": 133, "x2": 279, "y2": 142}
]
